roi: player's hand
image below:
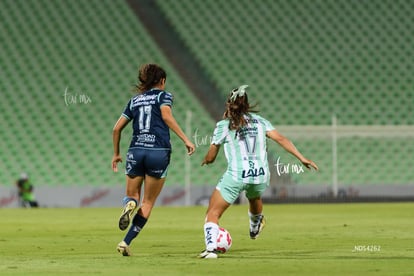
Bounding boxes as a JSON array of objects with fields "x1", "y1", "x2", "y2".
[
  {"x1": 185, "y1": 141, "x2": 196, "y2": 156},
  {"x1": 201, "y1": 144, "x2": 219, "y2": 166},
  {"x1": 201, "y1": 158, "x2": 214, "y2": 166},
  {"x1": 301, "y1": 159, "x2": 318, "y2": 171},
  {"x1": 112, "y1": 155, "x2": 123, "y2": 172}
]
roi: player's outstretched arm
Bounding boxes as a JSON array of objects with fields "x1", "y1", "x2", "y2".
[
  {"x1": 266, "y1": 129, "x2": 318, "y2": 171},
  {"x1": 112, "y1": 116, "x2": 129, "y2": 172},
  {"x1": 161, "y1": 105, "x2": 195, "y2": 155},
  {"x1": 201, "y1": 144, "x2": 220, "y2": 166}
]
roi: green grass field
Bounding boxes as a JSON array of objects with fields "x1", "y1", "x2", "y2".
[{"x1": 0, "y1": 203, "x2": 413, "y2": 275}]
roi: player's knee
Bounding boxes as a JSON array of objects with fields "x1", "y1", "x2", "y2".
[
  {"x1": 248, "y1": 196, "x2": 261, "y2": 203},
  {"x1": 206, "y1": 209, "x2": 223, "y2": 222}
]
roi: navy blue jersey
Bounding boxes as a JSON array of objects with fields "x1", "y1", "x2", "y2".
[{"x1": 122, "y1": 88, "x2": 173, "y2": 149}]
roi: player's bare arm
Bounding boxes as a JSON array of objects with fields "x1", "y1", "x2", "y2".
[
  {"x1": 112, "y1": 116, "x2": 130, "y2": 172},
  {"x1": 160, "y1": 105, "x2": 195, "y2": 155},
  {"x1": 266, "y1": 129, "x2": 318, "y2": 171},
  {"x1": 201, "y1": 144, "x2": 220, "y2": 165}
]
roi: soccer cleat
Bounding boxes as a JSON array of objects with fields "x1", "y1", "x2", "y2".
[
  {"x1": 119, "y1": 200, "x2": 137, "y2": 230},
  {"x1": 250, "y1": 215, "x2": 266, "y2": 239},
  {"x1": 198, "y1": 249, "x2": 218, "y2": 259},
  {"x1": 117, "y1": 241, "x2": 132, "y2": 256}
]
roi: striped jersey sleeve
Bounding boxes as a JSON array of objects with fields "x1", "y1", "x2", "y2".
[{"x1": 211, "y1": 120, "x2": 229, "y2": 145}]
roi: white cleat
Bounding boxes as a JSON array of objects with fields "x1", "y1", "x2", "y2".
[
  {"x1": 119, "y1": 200, "x2": 137, "y2": 230},
  {"x1": 198, "y1": 249, "x2": 218, "y2": 259},
  {"x1": 250, "y1": 215, "x2": 266, "y2": 239},
  {"x1": 117, "y1": 241, "x2": 132, "y2": 256}
]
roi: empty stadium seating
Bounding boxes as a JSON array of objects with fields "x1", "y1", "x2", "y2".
[
  {"x1": 157, "y1": 0, "x2": 414, "y2": 185},
  {"x1": 1, "y1": 0, "x2": 412, "y2": 189},
  {"x1": 0, "y1": 0, "x2": 219, "y2": 187}
]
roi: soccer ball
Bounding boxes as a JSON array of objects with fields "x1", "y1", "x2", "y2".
[{"x1": 216, "y1": 227, "x2": 232, "y2": 253}]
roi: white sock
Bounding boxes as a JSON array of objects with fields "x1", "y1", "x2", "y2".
[
  {"x1": 248, "y1": 211, "x2": 263, "y2": 232},
  {"x1": 204, "y1": 222, "x2": 219, "y2": 251}
]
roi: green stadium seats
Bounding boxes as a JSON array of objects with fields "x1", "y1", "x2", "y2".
[
  {"x1": 156, "y1": 0, "x2": 414, "y2": 186},
  {"x1": 0, "y1": 0, "x2": 218, "y2": 187},
  {"x1": 1, "y1": 0, "x2": 412, "y2": 189}
]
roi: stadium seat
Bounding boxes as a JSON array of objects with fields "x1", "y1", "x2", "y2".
[
  {"x1": 1, "y1": 0, "x2": 412, "y2": 189},
  {"x1": 156, "y1": 0, "x2": 414, "y2": 186},
  {"x1": 0, "y1": 0, "x2": 217, "y2": 187}
]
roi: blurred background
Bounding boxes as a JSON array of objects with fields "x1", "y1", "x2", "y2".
[{"x1": 1, "y1": 0, "x2": 413, "y2": 207}]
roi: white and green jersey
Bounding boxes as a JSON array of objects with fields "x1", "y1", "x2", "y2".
[{"x1": 211, "y1": 113, "x2": 275, "y2": 184}]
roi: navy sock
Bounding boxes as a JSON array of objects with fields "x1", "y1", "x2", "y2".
[{"x1": 124, "y1": 214, "x2": 148, "y2": 245}]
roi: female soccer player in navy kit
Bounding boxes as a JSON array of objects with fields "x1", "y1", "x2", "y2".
[
  {"x1": 112, "y1": 63, "x2": 195, "y2": 256},
  {"x1": 199, "y1": 85, "x2": 318, "y2": 258}
]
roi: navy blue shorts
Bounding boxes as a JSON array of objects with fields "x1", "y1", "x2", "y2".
[{"x1": 125, "y1": 148, "x2": 171, "y2": 178}]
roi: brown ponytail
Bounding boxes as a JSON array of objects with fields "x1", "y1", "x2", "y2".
[
  {"x1": 223, "y1": 88, "x2": 257, "y2": 131},
  {"x1": 136, "y1": 64, "x2": 167, "y2": 93}
]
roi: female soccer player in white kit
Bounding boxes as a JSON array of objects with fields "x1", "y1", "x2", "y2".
[{"x1": 199, "y1": 85, "x2": 318, "y2": 258}]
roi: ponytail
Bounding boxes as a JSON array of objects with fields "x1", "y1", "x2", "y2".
[
  {"x1": 223, "y1": 85, "x2": 257, "y2": 131},
  {"x1": 136, "y1": 64, "x2": 167, "y2": 92}
]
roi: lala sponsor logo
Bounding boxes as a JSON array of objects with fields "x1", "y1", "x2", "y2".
[{"x1": 242, "y1": 161, "x2": 265, "y2": 178}]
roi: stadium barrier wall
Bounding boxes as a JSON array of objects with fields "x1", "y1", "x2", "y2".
[{"x1": 1, "y1": 183, "x2": 413, "y2": 208}]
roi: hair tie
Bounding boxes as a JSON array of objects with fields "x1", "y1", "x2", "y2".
[{"x1": 230, "y1": 85, "x2": 249, "y2": 102}]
